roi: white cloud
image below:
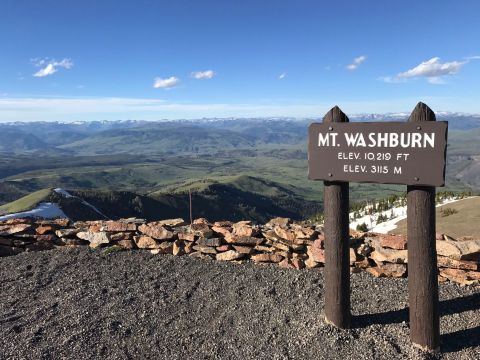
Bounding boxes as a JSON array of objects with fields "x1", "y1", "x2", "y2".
[
  {"x1": 278, "y1": 72, "x2": 286, "y2": 80},
  {"x1": 346, "y1": 55, "x2": 367, "y2": 70},
  {"x1": 398, "y1": 57, "x2": 465, "y2": 79},
  {"x1": 381, "y1": 57, "x2": 469, "y2": 84},
  {"x1": 32, "y1": 58, "x2": 74, "y2": 77},
  {"x1": 153, "y1": 76, "x2": 179, "y2": 89},
  {"x1": 191, "y1": 70, "x2": 215, "y2": 80},
  {"x1": 465, "y1": 55, "x2": 480, "y2": 60}
]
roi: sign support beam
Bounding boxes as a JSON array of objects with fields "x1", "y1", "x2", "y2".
[
  {"x1": 323, "y1": 106, "x2": 351, "y2": 329},
  {"x1": 407, "y1": 102, "x2": 440, "y2": 351}
]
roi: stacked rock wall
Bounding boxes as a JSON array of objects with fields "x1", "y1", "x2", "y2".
[{"x1": 1, "y1": 217, "x2": 479, "y2": 286}]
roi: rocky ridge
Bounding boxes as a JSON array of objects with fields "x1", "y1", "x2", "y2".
[{"x1": 0, "y1": 217, "x2": 479, "y2": 286}]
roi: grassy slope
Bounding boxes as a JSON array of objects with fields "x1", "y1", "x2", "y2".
[
  {"x1": 0, "y1": 188, "x2": 52, "y2": 214},
  {"x1": 392, "y1": 196, "x2": 480, "y2": 238}
]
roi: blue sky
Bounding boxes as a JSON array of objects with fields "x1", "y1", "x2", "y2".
[{"x1": 1, "y1": 0, "x2": 479, "y2": 121}]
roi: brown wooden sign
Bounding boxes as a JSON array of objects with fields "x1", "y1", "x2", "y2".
[{"x1": 308, "y1": 121, "x2": 448, "y2": 186}]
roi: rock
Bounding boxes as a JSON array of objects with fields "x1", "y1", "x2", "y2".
[
  {"x1": 59, "y1": 238, "x2": 88, "y2": 246},
  {"x1": 77, "y1": 231, "x2": 110, "y2": 248},
  {"x1": 178, "y1": 233, "x2": 195, "y2": 242},
  {"x1": 189, "y1": 224, "x2": 213, "y2": 238},
  {"x1": 138, "y1": 223, "x2": 174, "y2": 240},
  {"x1": 55, "y1": 229, "x2": 79, "y2": 238},
  {"x1": 184, "y1": 242, "x2": 194, "y2": 254},
  {"x1": 0, "y1": 224, "x2": 31, "y2": 236},
  {"x1": 350, "y1": 248, "x2": 357, "y2": 265},
  {"x1": 213, "y1": 221, "x2": 232, "y2": 227},
  {"x1": 109, "y1": 232, "x2": 133, "y2": 241},
  {"x1": 251, "y1": 253, "x2": 284, "y2": 263},
  {"x1": 192, "y1": 245, "x2": 217, "y2": 254},
  {"x1": 211, "y1": 226, "x2": 231, "y2": 238},
  {"x1": 216, "y1": 250, "x2": 243, "y2": 261},
  {"x1": 216, "y1": 245, "x2": 231, "y2": 252},
  {"x1": 173, "y1": 240, "x2": 184, "y2": 256},
  {"x1": 35, "y1": 234, "x2": 57, "y2": 242},
  {"x1": 157, "y1": 218, "x2": 186, "y2": 227},
  {"x1": 307, "y1": 246, "x2": 325, "y2": 263},
  {"x1": 357, "y1": 243, "x2": 373, "y2": 257},
  {"x1": 291, "y1": 258, "x2": 305, "y2": 269},
  {"x1": 266, "y1": 217, "x2": 291, "y2": 227},
  {"x1": 437, "y1": 256, "x2": 478, "y2": 271},
  {"x1": 35, "y1": 226, "x2": 54, "y2": 235},
  {"x1": 254, "y1": 245, "x2": 274, "y2": 253},
  {"x1": 436, "y1": 239, "x2": 480, "y2": 260},
  {"x1": 439, "y1": 268, "x2": 480, "y2": 285},
  {"x1": 370, "y1": 247, "x2": 408, "y2": 264},
  {"x1": 436, "y1": 233, "x2": 445, "y2": 240},
  {"x1": 103, "y1": 221, "x2": 137, "y2": 232},
  {"x1": 193, "y1": 218, "x2": 209, "y2": 225},
  {"x1": 379, "y1": 234, "x2": 407, "y2": 250},
  {"x1": 273, "y1": 227, "x2": 296, "y2": 242},
  {"x1": 313, "y1": 238, "x2": 324, "y2": 249},
  {"x1": 273, "y1": 242, "x2": 290, "y2": 252},
  {"x1": 225, "y1": 234, "x2": 262, "y2": 245},
  {"x1": 116, "y1": 239, "x2": 135, "y2": 249},
  {"x1": 304, "y1": 257, "x2": 321, "y2": 268},
  {"x1": 232, "y1": 245, "x2": 254, "y2": 255},
  {"x1": 293, "y1": 226, "x2": 318, "y2": 240},
  {"x1": 367, "y1": 264, "x2": 407, "y2": 278},
  {"x1": 157, "y1": 242, "x2": 174, "y2": 254},
  {"x1": 134, "y1": 236, "x2": 158, "y2": 249},
  {"x1": 197, "y1": 237, "x2": 222, "y2": 247},
  {"x1": 232, "y1": 221, "x2": 257, "y2": 237},
  {"x1": 25, "y1": 242, "x2": 55, "y2": 252},
  {"x1": 279, "y1": 258, "x2": 295, "y2": 269}
]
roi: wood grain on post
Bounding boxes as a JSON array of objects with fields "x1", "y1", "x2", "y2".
[
  {"x1": 407, "y1": 102, "x2": 440, "y2": 351},
  {"x1": 323, "y1": 106, "x2": 351, "y2": 328}
]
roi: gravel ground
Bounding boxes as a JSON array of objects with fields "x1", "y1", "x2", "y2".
[{"x1": 1, "y1": 248, "x2": 479, "y2": 360}]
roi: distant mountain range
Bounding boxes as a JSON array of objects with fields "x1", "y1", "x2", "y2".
[
  {"x1": 0, "y1": 114, "x2": 478, "y2": 222},
  {"x1": 0, "y1": 113, "x2": 479, "y2": 156}
]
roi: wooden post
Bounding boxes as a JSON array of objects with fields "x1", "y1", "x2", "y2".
[
  {"x1": 407, "y1": 102, "x2": 440, "y2": 351},
  {"x1": 189, "y1": 189, "x2": 193, "y2": 225},
  {"x1": 323, "y1": 106, "x2": 351, "y2": 329}
]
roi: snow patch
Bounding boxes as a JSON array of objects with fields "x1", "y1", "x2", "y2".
[
  {"x1": 349, "y1": 197, "x2": 475, "y2": 234},
  {"x1": 0, "y1": 203, "x2": 67, "y2": 221}
]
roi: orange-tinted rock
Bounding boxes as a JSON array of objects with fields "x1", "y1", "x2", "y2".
[
  {"x1": 232, "y1": 221, "x2": 257, "y2": 237},
  {"x1": 178, "y1": 233, "x2": 195, "y2": 242},
  {"x1": 134, "y1": 236, "x2": 158, "y2": 249},
  {"x1": 216, "y1": 250, "x2": 243, "y2": 261},
  {"x1": 367, "y1": 264, "x2": 407, "y2": 278},
  {"x1": 116, "y1": 239, "x2": 135, "y2": 249},
  {"x1": 138, "y1": 223, "x2": 174, "y2": 240},
  {"x1": 0, "y1": 224, "x2": 32, "y2": 236},
  {"x1": 193, "y1": 218, "x2": 209, "y2": 225},
  {"x1": 251, "y1": 253, "x2": 283, "y2": 263},
  {"x1": 211, "y1": 226, "x2": 231, "y2": 238},
  {"x1": 439, "y1": 268, "x2": 480, "y2": 285},
  {"x1": 307, "y1": 246, "x2": 325, "y2": 263},
  {"x1": 437, "y1": 256, "x2": 478, "y2": 271},
  {"x1": 103, "y1": 221, "x2": 137, "y2": 232},
  {"x1": 232, "y1": 245, "x2": 254, "y2": 255},
  {"x1": 274, "y1": 227, "x2": 296, "y2": 242},
  {"x1": 350, "y1": 248, "x2": 357, "y2": 265},
  {"x1": 379, "y1": 234, "x2": 407, "y2": 250},
  {"x1": 189, "y1": 224, "x2": 213, "y2": 238},
  {"x1": 216, "y1": 244, "x2": 231, "y2": 252},
  {"x1": 36, "y1": 226, "x2": 54, "y2": 235},
  {"x1": 266, "y1": 217, "x2": 291, "y2": 227}
]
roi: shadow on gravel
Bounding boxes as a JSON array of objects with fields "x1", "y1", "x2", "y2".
[
  {"x1": 353, "y1": 292, "x2": 480, "y2": 352},
  {"x1": 353, "y1": 292, "x2": 480, "y2": 327},
  {"x1": 441, "y1": 325, "x2": 480, "y2": 353}
]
